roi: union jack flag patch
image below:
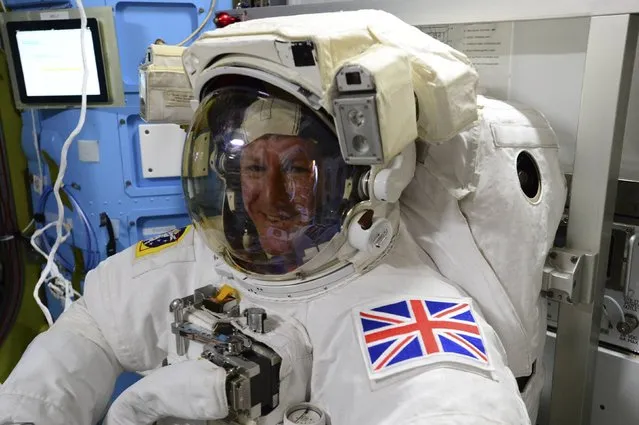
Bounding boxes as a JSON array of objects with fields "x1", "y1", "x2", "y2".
[{"x1": 354, "y1": 297, "x2": 493, "y2": 380}]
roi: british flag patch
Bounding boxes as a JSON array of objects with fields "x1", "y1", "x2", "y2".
[{"x1": 354, "y1": 298, "x2": 492, "y2": 380}]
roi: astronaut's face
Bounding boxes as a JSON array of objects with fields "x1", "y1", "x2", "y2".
[{"x1": 240, "y1": 135, "x2": 317, "y2": 256}]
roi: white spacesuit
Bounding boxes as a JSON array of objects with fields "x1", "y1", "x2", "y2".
[{"x1": 0, "y1": 9, "x2": 565, "y2": 425}]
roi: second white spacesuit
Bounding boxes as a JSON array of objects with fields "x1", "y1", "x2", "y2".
[{"x1": 0, "y1": 9, "x2": 565, "y2": 425}]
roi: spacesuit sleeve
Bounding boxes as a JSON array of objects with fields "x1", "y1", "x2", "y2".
[
  {"x1": 337, "y1": 355, "x2": 531, "y2": 425},
  {"x1": 360, "y1": 322, "x2": 531, "y2": 425},
  {"x1": 404, "y1": 413, "x2": 521, "y2": 425},
  {"x1": 0, "y1": 227, "x2": 198, "y2": 425},
  {"x1": 378, "y1": 366, "x2": 532, "y2": 425},
  {"x1": 0, "y1": 296, "x2": 123, "y2": 425}
]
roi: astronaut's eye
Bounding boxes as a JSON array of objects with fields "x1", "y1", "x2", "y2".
[{"x1": 517, "y1": 151, "x2": 541, "y2": 201}]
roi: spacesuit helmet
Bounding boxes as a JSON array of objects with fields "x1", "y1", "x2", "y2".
[
  {"x1": 182, "y1": 76, "x2": 367, "y2": 278},
  {"x1": 180, "y1": 10, "x2": 481, "y2": 283}
]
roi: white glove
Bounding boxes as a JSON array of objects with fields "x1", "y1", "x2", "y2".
[{"x1": 102, "y1": 359, "x2": 228, "y2": 425}]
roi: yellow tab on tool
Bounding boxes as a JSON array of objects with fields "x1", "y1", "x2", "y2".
[{"x1": 215, "y1": 284, "x2": 239, "y2": 302}]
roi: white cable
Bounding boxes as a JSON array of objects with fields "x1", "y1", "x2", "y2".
[
  {"x1": 30, "y1": 222, "x2": 72, "y2": 295},
  {"x1": 31, "y1": 0, "x2": 88, "y2": 325},
  {"x1": 20, "y1": 218, "x2": 34, "y2": 234},
  {"x1": 31, "y1": 222, "x2": 71, "y2": 325},
  {"x1": 47, "y1": 276, "x2": 81, "y2": 299},
  {"x1": 177, "y1": 0, "x2": 217, "y2": 46},
  {"x1": 604, "y1": 295, "x2": 626, "y2": 324},
  {"x1": 0, "y1": 0, "x2": 7, "y2": 14},
  {"x1": 31, "y1": 222, "x2": 60, "y2": 259}
]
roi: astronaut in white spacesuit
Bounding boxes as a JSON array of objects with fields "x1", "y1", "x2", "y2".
[{"x1": 0, "y1": 9, "x2": 566, "y2": 425}]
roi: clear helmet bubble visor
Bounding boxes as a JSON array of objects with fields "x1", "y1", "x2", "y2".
[{"x1": 182, "y1": 78, "x2": 365, "y2": 278}]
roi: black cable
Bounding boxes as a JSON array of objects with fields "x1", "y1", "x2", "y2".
[
  {"x1": 99, "y1": 212, "x2": 116, "y2": 257},
  {"x1": 0, "y1": 112, "x2": 25, "y2": 348}
]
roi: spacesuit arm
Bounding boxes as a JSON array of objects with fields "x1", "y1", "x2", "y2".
[
  {"x1": 0, "y1": 297, "x2": 123, "y2": 425},
  {"x1": 404, "y1": 414, "x2": 517, "y2": 425},
  {"x1": 103, "y1": 358, "x2": 228, "y2": 425},
  {"x1": 0, "y1": 227, "x2": 203, "y2": 425},
  {"x1": 365, "y1": 327, "x2": 531, "y2": 425},
  {"x1": 391, "y1": 367, "x2": 531, "y2": 425},
  {"x1": 312, "y1": 274, "x2": 533, "y2": 425}
]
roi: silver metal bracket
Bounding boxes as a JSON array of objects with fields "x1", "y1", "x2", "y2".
[
  {"x1": 542, "y1": 248, "x2": 597, "y2": 304},
  {"x1": 169, "y1": 285, "x2": 241, "y2": 356}
]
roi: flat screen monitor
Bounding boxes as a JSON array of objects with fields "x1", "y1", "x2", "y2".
[{"x1": 5, "y1": 18, "x2": 109, "y2": 105}]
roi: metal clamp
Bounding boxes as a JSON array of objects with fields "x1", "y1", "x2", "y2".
[
  {"x1": 170, "y1": 298, "x2": 187, "y2": 356},
  {"x1": 169, "y1": 285, "x2": 218, "y2": 356},
  {"x1": 542, "y1": 248, "x2": 597, "y2": 304}
]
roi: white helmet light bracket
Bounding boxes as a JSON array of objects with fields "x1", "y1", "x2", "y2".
[
  {"x1": 333, "y1": 64, "x2": 385, "y2": 166},
  {"x1": 372, "y1": 143, "x2": 417, "y2": 204}
]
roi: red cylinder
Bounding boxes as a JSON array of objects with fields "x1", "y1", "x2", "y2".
[{"x1": 214, "y1": 12, "x2": 239, "y2": 28}]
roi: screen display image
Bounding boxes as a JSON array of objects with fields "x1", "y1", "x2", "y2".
[
  {"x1": 5, "y1": 18, "x2": 109, "y2": 105},
  {"x1": 16, "y1": 27, "x2": 101, "y2": 97}
]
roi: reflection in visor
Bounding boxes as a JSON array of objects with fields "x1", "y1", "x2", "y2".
[
  {"x1": 182, "y1": 79, "x2": 366, "y2": 277},
  {"x1": 240, "y1": 135, "x2": 317, "y2": 258}
]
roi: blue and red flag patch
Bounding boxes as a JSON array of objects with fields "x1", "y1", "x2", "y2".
[{"x1": 354, "y1": 297, "x2": 493, "y2": 380}]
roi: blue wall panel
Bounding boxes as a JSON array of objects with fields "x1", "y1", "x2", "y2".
[
  {"x1": 30, "y1": 102, "x2": 191, "y2": 256},
  {"x1": 18, "y1": 0, "x2": 232, "y2": 295}
]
